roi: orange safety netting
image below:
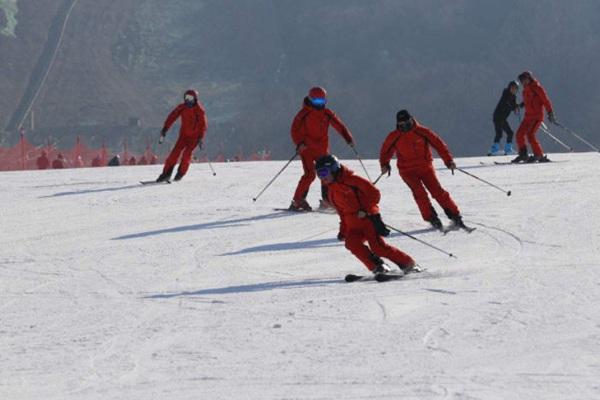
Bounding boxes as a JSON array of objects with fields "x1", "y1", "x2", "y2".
[{"x1": 0, "y1": 135, "x2": 271, "y2": 171}]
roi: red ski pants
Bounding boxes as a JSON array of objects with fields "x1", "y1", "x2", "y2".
[
  {"x1": 399, "y1": 165, "x2": 459, "y2": 221},
  {"x1": 163, "y1": 136, "x2": 199, "y2": 177},
  {"x1": 345, "y1": 218, "x2": 414, "y2": 271},
  {"x1": 293, "y1": 150, "x2": 326, "y2": 202},
  {"x1": 516, "y1": 118, "x2": 544, "y2": 156}
]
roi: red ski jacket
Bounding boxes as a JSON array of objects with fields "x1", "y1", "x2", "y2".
[
  {"x1": 379, "y1": 121, "x2": 453, "y2": 171},
  {"x1": 327, "y1": 166, "x2": 380, "y2": 231},
  {"x1": 162, "y1": 102, "x2": 207, "y2": 140},
  {"x1": 522, "y1": 79, "x2": 553, "y2": 120},
  {"x1": 291, "y1": 99, "x2": 353, "y2": 156}
]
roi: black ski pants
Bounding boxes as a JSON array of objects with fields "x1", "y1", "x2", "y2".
[{"x1": 493, "y1": 117, "x2": 514, "y2": 143}]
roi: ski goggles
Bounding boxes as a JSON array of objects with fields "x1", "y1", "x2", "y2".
[
  {"x1": 310, "y1": 97, "x2": 327, "y2": 107},
  {"x1": 184, "y1": 94, "x2": 196, "y2": 102},
  {"x1": 317, "y1": 167, "x2": 332, "y2": 178}
]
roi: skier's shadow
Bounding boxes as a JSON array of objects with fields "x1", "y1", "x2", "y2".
[
  {"x1": 221, "y1": 237, "x2": 339, "y2": 255},
  {"x1": 40, "y1": 184, "x2": 143, "y2": 198},
  {"x1": 220, "y1": 228, "x2": 435, "y2": 256},
  {"x1": 113, "y1": 211, "x2": 299, "y2": 240},
  {"x1": 144, "y1": 277, "x2": 341, "y2": 298}
]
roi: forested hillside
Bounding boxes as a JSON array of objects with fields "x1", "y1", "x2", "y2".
[{"x1": 1, "y1": 0, "x2": 599, "y2": 157}]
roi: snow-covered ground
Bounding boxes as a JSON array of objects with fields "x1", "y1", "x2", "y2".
[{"x1": 1, "y1": 153, "x2": 599, "y2": 399}]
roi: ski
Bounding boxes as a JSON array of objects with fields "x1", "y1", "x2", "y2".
[
  {"x1": 443, "y1": 223, "x2": 476, "y2": 234},
  {"x1": 140, "y1": 180, "x2": 171, "y2": 185},
  {"x1": 273, "y1": 207, "x2": 336, "y2": 215},
  {"x1": 345, "y1": 267, "x2": 424, "y2": 283},
  {"x1": 273, "y1": 207, "x2": 313, "y2": 213}
]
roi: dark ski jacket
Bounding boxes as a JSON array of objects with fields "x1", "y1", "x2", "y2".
[{"x1": 493, "y1": 88, "x2": 518, "y2": 121}]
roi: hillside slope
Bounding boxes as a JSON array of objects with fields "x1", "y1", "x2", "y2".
[
  {"x1": 2, "y1": 1, "x2": 600, "y2": 156},
  {"x1": 1, "y1": 153, "x2": 599, "y2": 399}
]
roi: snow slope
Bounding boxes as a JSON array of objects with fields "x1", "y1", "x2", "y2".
[{"x1": 1, "y1": 153, "x2": 599, "y2": 399}]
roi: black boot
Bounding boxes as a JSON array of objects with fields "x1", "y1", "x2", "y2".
[
  {"x1": 173, "y1": 171, "x2": 184, "y2": 181},
  {"x1": 157, "y1": 166, "x2": 173, "y2": 182},
  {"x1": 429, "y1": 215, "x2": 443, "y2": 231},
  {"x1": 511, "y1": 147, "x2": 529, "y2": 163},
  {"x1": 450, "y1": 214, "x2": 466, "y2": 229}
]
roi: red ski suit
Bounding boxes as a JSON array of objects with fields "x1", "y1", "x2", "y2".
[
  {"x1": 380, "y1": 121, "x2": 459, "y2": 221},
  {"x1": 162, "y1": 96, "x2": 207, "y2": 177},
  {"x1": 327, "y1": 166, "x2": 414, "y2": 271},
  {"x1": 291, "y1": 99, "x2": 353, "y2": 202},
  {"x1": 516, "y1": 79, "x2": 553, "y2": 156}
]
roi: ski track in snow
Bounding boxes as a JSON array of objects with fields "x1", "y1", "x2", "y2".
[{"x1": 1, "y1": 153, "x2": 600, "y2": 399}]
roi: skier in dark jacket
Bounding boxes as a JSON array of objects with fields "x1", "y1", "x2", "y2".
[{"x1": 489, "y1": 81, "x2": 521, "y2": 156}]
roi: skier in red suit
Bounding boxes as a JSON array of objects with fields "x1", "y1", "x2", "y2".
[
  {"x1": 315, "y1": 154, "x2": 416, "y2": 274},
  {"x1": 289, "y1": 87, "x2": 354, "y2": 211},
  {"x1": 511, "y1": 71, "x2": 557, "y2": 163},
  {"x1": 379, "y1": 109, "x2": 465, "y2": 230},
  {"x1": 156, "y1": 89, "x2": 207, "y2": 182}
]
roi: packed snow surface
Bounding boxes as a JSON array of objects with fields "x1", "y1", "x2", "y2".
[{"x1": 1, "y1": 153, "x2": 599, "y2": 399}]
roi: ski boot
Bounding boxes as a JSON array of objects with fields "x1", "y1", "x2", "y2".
[
  {"x1": 396, "y1": 260, "x2": 420, "y2": 274},
  {"x1": 173, "y1": 171, "x2": 184, "y2": 181},
  {"x1": 156, "y1": 171, "x2": 172, "y2": 183},
  {"x1": 511, "y1": 147, "x2": 529, "y2": 163},
  {"x1": 428, "y1": 215, "x2": 444, "y2": 231},
  {"x1": 318, "y1": 198, "x2": 334, "y2": 211},
  {"x1": 372, "y1": 263, "x2": 392, "y2": 275},
  {"x1": 537, "y1": 155, "x2": 551, "y2": 163},
  {"x1": 527, "y1": 154, "x2": 550, "y2": 163},
  {"x1": 504, "y1": 142, "x2": 515, "y2": 155},
  {"x1": 288, "y1": 199, "x2": 312, "y2": 212},
  {"x1": 487, "y1": 142, "x2": 501, "y2": 156}
]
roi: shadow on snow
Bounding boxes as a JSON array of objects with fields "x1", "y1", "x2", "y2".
[
  {"x1": 40, "y1": 184, "x2": 146, "y2": 198},
  {"x1": 113, "y1": 211, "x2": 301, "y2": 240},
  {"x1": 220, "y1": 228, "x2": 436, "y2": 256},
  {"x1": 144, "y1": 277, "x2": 342, "y2": 299}
]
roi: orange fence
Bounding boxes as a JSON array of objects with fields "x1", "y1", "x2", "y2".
[{"x1": 0, "y1": 134, "x2": 271, "y2": 171}]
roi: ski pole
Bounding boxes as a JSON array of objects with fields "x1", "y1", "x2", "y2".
[
  {"x1": 349, "y1": 144, "x2": 372, "y2": 181},
  {"x1": 457, "y1": 168, "x2": 512, "y2": 196},
  {"x1": 252, "y1": 152, "x2": 298, "y2": 202},
  {"x1": 555, "y1": 122, "x2": 600, "y2": 152},
  {"x1": 372, "y1": 171, "x2": 386, "y2": 185},
  {"x1": 539, "y1": 122, "x2": 573, "y2": 152},
  {"x1": 206, "y1": 156, "x2": 216, "y2": 176},
  {"x1": 385, "y1": 223, "x2": 457, "y2": 258}
]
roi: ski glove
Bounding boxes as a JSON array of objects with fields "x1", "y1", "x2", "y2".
[
  {"x1": 446, "y1": 160, "x2": 457, "y2": 174},
  {"x1": 368, "y1": 214, "x2": 391, "y2": 237},
  {"x1": 159, "y1": 127, "x2": 167, "y2": 144},
  {"x1": 197, "y1": 139, "x2": 203, "y2": 150},
  {"x1": 548, "y1": 111, "x2": 557, "y2": 124},
  {"x1": 381, "y1": 163, "x2": 391, "y2": 177}
]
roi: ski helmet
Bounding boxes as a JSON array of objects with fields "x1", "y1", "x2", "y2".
[
  {"x1": 315, "y1": 154, "x2": 340, "y2": 178},
  {"x1": 518, "y1": 71, "x2": 533, "y2": 83},
  {"x1": 308, "y1": 86, "x2": 327, "y2": 108},
  {"x1": 396, "y1": 109, "x2": 414, "y2": 132},
  {"x1": 184, "y1": 89, "x2": 199, "y2": 105},
  {"x1": 508, "y1": 80, "x2": 520, "y2": 89}
]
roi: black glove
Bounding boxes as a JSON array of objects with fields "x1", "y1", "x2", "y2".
[
  {"x1": 518, "y1": 102, "x2": 525, "y2": 108},
  {"x1": 381, "y1": 163, "x2": 391, "y2": 177},
  {"x1": 198, "y1": 139, "x2": 203, "y2": 150},
  {"x1": 337, "y1": 231, "x2": 345, "y2": 241},
  {"x1": 368, "y1": 214, "x2": 390, "y2": 237},
  {"x1": 548, "y1": 111, "x2": 557, "y2": 124}
]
